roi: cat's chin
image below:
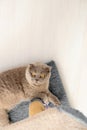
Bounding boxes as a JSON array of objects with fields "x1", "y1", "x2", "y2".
[{"x1": 32, "y1": 82, "x2": 44, "y2": 86}]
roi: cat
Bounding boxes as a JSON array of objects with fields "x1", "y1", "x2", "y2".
[{"x1": 0, "y1": 62, "x2": 60, "y2": 126}]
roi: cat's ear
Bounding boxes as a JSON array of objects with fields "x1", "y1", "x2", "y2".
[
  {"x1": 28, "y1": 64, "x2": 35, "y2": 69},
  {"x1": 45, "y1": 66, "x2": 52, "y2": 72}
]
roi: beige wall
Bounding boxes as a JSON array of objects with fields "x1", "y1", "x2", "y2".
[{"x1": 0, "y1": 0, "x2": 87, "y2": 116}]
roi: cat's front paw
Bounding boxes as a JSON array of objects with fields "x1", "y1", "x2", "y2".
[
  {"x1": 54, "y1": 99, "x2": 61, "y2": 106},
  {"x1": 51, "y1": 97, "x2": 61, "y2": 106},
  {"x1": 43, "y1": 97, "x2": 49, "y2": 105}
]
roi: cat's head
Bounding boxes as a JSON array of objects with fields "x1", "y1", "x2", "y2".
[{"x1": 26, "y1": 62, "x2": 51, "y2": 86}]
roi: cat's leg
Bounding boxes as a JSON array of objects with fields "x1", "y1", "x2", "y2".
[
  {"x1": 32, "y1": 92, "x2": 61, "y2": 106},
  {"x1": 47, "y1": 91, "x2": 61, "y2": 106},
  {"x1": 32, "y1": 92, "x2": 50, "y2": 105},
  {"x1": 0, "y1": 109, "x2": 9, "y2": 127}
]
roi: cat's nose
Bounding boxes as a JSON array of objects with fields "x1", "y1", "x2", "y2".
[{"x1": 36, "y1": 79, "x2": 39, "y2": 81}]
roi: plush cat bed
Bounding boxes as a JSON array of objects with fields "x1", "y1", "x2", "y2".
[
  {"x1": 8, "y1": 61, "x2": 87, "y2": 129},
  {"x1": 8, "y1": 60, "x2": 69, "y2": 122}
]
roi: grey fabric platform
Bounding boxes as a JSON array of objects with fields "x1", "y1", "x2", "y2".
[{"x1": 8, "y1": 61, "x2": 87, "y2": 125}]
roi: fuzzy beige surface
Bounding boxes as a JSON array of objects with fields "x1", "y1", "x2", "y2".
[{"x1": 0, "y1": 108, "x2": 86, "y2": 130}]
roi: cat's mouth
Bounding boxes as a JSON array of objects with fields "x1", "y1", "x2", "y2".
[
  {"x1": 33, "y1": 82, "x2": 42, "y2": 86},
  {"x1": 33, "y1": 83, "x2": 39, "y2": 86}
]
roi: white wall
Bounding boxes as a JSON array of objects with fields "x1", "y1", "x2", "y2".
[{"x1": 0, "y1": 0, "x2": 87, "y2": 116}]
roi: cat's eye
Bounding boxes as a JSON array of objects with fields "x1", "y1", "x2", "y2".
[
  {"x1": 40, "y1": 74, "x2": 45, "y2": 78},
  {"x1": 31, "y1": 72, "x2": 36, "y2": 77}
]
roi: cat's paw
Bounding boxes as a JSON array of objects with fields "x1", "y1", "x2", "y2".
[
  {"x1": 54, "y1": 100, "x2": 61, "y2": 106},
  {"x1": 43, "y1": 97, "x2": 49, "y2": 105},
  {"x1": 51, "y1": 98, "x2": 61, "y2": 106}
]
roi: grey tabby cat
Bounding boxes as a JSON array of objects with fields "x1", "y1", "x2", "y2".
[{"x1": 0, "y1": 62, "x2": 60, "y2": 126}]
